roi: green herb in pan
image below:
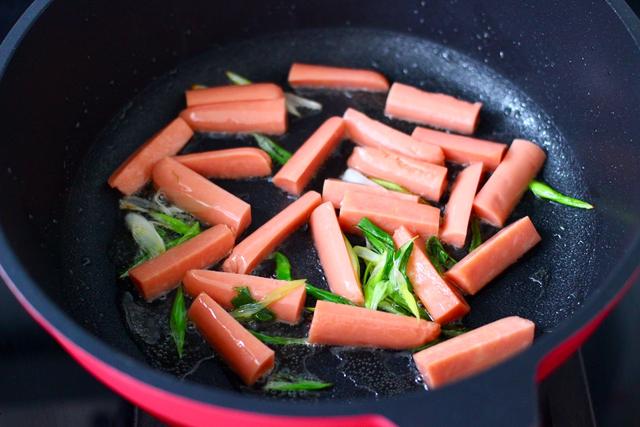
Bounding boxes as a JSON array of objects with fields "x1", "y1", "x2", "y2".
[
  {"x1": 149, "y1": 211, "x2": 194, "y2": 235},
  {"x1": 426, "y1": 236, "x2": 457, "y2": 274},
  {"x1": 441, "y1": 325, "x2": 470, "y2": 338},
  {"x1": 370, "y1": 177, "x2": 412, "y2": 194},
  {"x1": 469, "y1": 217, "x2": 483, "y2": 251},
  {"x1": 389, "y1": 239, "x2": 420, "y2": 319},
  {"x1": 231, "y1": 287, "x2": 275, "y2": 322},
  {"x1": 271, "y1": 251, "x2": 293, "y2": 281},
  {"x1": 165, "y1": 222, "x2": 201, "y2": 250},
  {"x1": 356, "y1": 218, "x2": 395, "y2": 253},
  {"x1": 305, "y1": 283, "x2": 355, "y2": 306},
  {"x1": 231, "y1": 280, "x2": 305, "y2": 321},
  {"x1": 225, "y1": 70, "x2": 252, "y2": 85},
  {"x1": 264, "y1": 379, "x2": 333, "y2": 392},
  {"x1": 250, "y1": 330, "x2": 307, "y2": 346},
  {"x1": 251, "y1": 133, "x2": 292, "y2": 166},
  {"x1": 343, "y1": 234, "x2": 360, "y2": 279},
  {"x1": 528, "y1": 180, "x2": 594, "y2": 209},
  {"x1": 169, "y1": 286, "x2": 187, "y2": 358},
  {"x1": 284, "y1": 92, "x2": 322, "y2": 117}
]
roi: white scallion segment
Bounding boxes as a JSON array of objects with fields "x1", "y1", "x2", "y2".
[
  {"x1": 284, "y1": 93, "x2": 322, "y2": 117},
  {"x1": 153, "y1": 191, "x2": 185, "y2": 216},
  {"x1": 340, "y1": 168, "x2": 378, "y2": 187},
  {"x1": 225, "y1": 71, "x2": 252, "y2": 85},
  {"x1": 124, "y1": 213, "x2": 166, "y2": 257}
]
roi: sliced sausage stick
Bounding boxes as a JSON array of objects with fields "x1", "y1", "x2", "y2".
[
  {"x1": 473, "y1": 139, "x2": 546, "y2": 227},
  {"x1": 183, "y1": 270, "x2": 306, "y2": 324},
  {"x1": 130, "y1": 224, "x2": 235, "y2": 301},
  {"x1": 322, "y1": 179, "x2": 421, "y2": 208},
  {"x1": 385, "y1": 82, "x2": 482, "y2": 135},
  {"x1": 347, "y1": 146, "x2": 448, "y2": 202},
  {"x1": 343, "y1": 108, "x2": 445, "y2": 165},
  {"x1": 273, "y1": 117, "x2": 345, "y2": 195},
  {"x1": 308, "y1": 301, "x2": 440, "y2": 350},
  {"x1": 339, "y1": 191, "x2": 440, "y2": 239},
  {"x1": 152, "y1": 157, "x2": 251, "y2": 235},
  {"x1": 393, "y1": 226, "x2": 469, "y2": 324},
  {"x1": 189, "y1": 293, "x2": 275, "y2": 385},
  {"x1": 185, "y1": 83, "x2": 284, "y2": 107},
  {"x1": 180, "y1": 98, "x2": 287, "y2": 135},
  {"x1": 445, "y1": 216, "x2": 542, "y2": 295},
  {"x1": 311, "y1": 202, "x2": 364, "y2": 305},
  {"x1": 108, "y1": 117, "x2": 193, "y2": 195},
  {"x1": 288, "y1": 63, "x2": 389, "y2": 92},
  {"x1": 413, "y1": 316, "x2": 534, "y2": 389},
  {"x1": 411, "y1": 127, "x2": 507, "y2": 171},
  {"x1": 440, "y1": 163, "x2": 484, "y2": 248},
  {"x1": 222, "y1": 191, "x2": 322, "y2": 274},
  {"x1": 174, "y1": 148, "x2": 272, "y2": 179}
]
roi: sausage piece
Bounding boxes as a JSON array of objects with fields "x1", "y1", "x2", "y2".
[
  {"x1": 130, "y1": 224, "x2": 235, "y2": 301},
  {"x1": 393, "y1": 226, "x2": 469, "y2": 324},
  {"x1": 440, "y1": 163, "x2": 484, "y2": 248},
  {"x1": 185, "y1": 83, "x2": 284, "y2": 107},
  {"x1": 222, "y1": 191, "x2": 322, "y2": 274},
  {"x1": 322, "y1": 179, "x2": 421, "y2": 208},
  {"x1": 108, "y1": 117, "x2": 193, "y2": 195},
  {"x1": 385, "y1": 82, "x2": 482, "y2": 135},
  {"x1": 347, "y1": 146, "x2": 448, "y2": 202},
  {"x1": 152, "y1": 157, "x2": 251, "y2": 235},
  {"x1": 444, "y1": 216, "x2": 542, "y2": 295},
  {"x1": 189, "y1": 293, "x2": 275, "y2": 385},
  {"x1": 308, "y1": 301, "x2": 440, "y2": 349},
  {"x1": 180, "y1": 98, "x2": 287, "y2": 135},
  {"x1": 174, "y1": 148, "x2": 272, "y2": 179},
  {"x1": 411, "y1": 127, "x2": 507, "y2": 171},
  {"x1": 413, "y1": 316, "x2": 534, "y2": 389},
  {"x1": 310, "y1": 202, "x2": 364, "y2": 305},
  {"x1": 339, "y1": 191, "x2": 440, "y2": 239},
  {"x1": 183, "y1": 270, "x2": 306, "y2": 324},
  {"x1": 343, "y1": 108, "x2": 445, "y2": 165},
  {"x1": 273, "y1": 117, "x2": 345, "y2": 195},
  {"x1": 288, "y1": 63, "x2": 389, "y2": 92},
  {"x1": 473, "y1": 139, "x2": 546, "y2": 227}
]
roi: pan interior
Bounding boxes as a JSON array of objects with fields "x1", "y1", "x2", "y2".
[{"x1": 61, "y1": 29, "x2": 597, "y2": 401}]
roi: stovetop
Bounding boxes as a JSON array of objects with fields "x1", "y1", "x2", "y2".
[{"x1": 1, "y1": 1, "x2": 639, "y2": 426}]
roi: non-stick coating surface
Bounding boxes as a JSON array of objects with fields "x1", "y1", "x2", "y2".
[{"x1": 61, "y1": 29, "x2": 597, "y2": 400}]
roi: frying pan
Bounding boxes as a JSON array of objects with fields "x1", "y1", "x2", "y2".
[{"x1": 1, "y1": 0, "x2": 640, "y2": 425}]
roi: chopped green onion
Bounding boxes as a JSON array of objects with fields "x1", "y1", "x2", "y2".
[
  {"x1": 528, "y1": 180, "x2": 593, "y2": 209},
  {"x1": 390, "y1": 239, "x2": 420, "y2": 319},
  {"x1": 365, "y1": 279, "x2": 391, "y2": 311},
  {"x1": 149, "y1": 211, "x2": 193, "y2": 235},
  {"x1": 251, "y1": 133, "x2": 292, "y2": 166},
  {"x1": 231, "y1": 280, "x2": 305, "y2": 320},
  {"x1": 165, "y1": 222, "x2": 201, "y2": 250},
  {"x1": 441, "y1": 326, "x2": 470, "y2": 338},
  {"x1": 225, "y1": 70, "x2": 252, "y2": 85},
  {"x1": 469, "y1": 217, "x2": 482, "y2": 251},
  {"x1": 250, "y1": 330, "x2": 307, "y2": 346},
  {"x1": 284, "y1": 92, "x2": 323, "y2": 118},
  {"x1": 264, "y1": 379, "x2": 333, "y2": 392},
  {"x1": 305, "y1": 283, "x2": 355, "y2": 305},
  {"x1": 412, "y1": 338, "x2": 443, "y2": 353},
  {"x1": 343, "y1": 235, "x2": 360, "y2": 279},
  {"x1": 341, "y1": 168, "x2": 379, "y2": 187},
  {"x1": 125, "y1": 213, "x2": 166, "y2": 258},
  {"x1": 231, "y1": 287, "x2": 275, "y2": 322},
  {"x1": 272, "y1": 251, "x2": 292, "y2": 281},
  {"x1": 426, "y1": 236, "x2": 457, "y2": 274},
  {"x1": 169, "y1": 286, "x2": 187, "y2": 358},
  {"x1": 357, "y1": 218, "x2": 395, "y2": 254},
  {"x1": 370, "y1": 177, "x2": 412, "y2": 194},
  {"x1": 353, "y1": 245, "x2": 381, "y2": 263}
]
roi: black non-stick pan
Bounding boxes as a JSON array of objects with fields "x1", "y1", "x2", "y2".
[{"x1": 1, "y1": 1, "x2": 640, "y2": 426}]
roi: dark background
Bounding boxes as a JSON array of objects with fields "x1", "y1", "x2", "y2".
[{"x1": 1, "y1": 1, "x2": 639, "y2": 426}]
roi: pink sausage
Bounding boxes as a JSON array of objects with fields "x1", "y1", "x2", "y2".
[
  {"x1": 445, "y1": 216, "x2": 542, "y2": 295},
  {"x1": 308, "y1": 301, "x2": 440, "y2": 349},
  {"x1": 440, "y1": 163, "x2": 484, "y2": 248},
  {"x1": 413, "y1": 316, "x2": 534, "y2": 389},
  {"x1": 108, "y1": 117, "x2": 193, "y2": 195},
  {"x1": 322, "y1": 179, "x2": 421, "y2": 208},
  {"x1": 180, "y1": 98, "x2": 287, "y2": 135},
  {"x1": 183, "y1": 270, "x2": 306, "y2": 324},
  {"x1": 343, "y1": 108, "x2": 445, "y2": 165},
  {"x1": 174, "y1": 147, "x2": 272, "y2": 179},
  {"x1": 222, "y1": 191, "x2": 322, "y2": 274},
  {"x1": 393, "y1": 226, "x2": 470, "y2": 324},
  {"x1": 473, "y1": 139, "x2": 546, "y2": 227},
  {"x1": 188, "y1": 293, "x2": 275, "y2": 385},
  {"x1": 411, "y1": 127, "x2": 507, "y2": 171},
  {"x1": 273, "y1": 117, "x2": 345, "y2": 195},
  {"x1": 152, "y1": 157, "x2": 251, "y2": 235},
  {"x1": 185, "y1": 83, "x2": 284, "y2": 107},
  {"x1": 384, "y1": 82, "x2": 482, "y2": 135},
  {"x1": 310, "y1": 202, "x2": 364, "y2": 305},
  {"x1": 130, "y1": 224, "x2": 235, "y2": 301},
  {"x1": 339, "y1": 191, "x2": 440, "y2": 239},
  {"x1": 288, "y1": 63, "x2": 389, "y2": 92},
  {"x1": 347, "y1": 146, "x2": 448, "y2": 202}
]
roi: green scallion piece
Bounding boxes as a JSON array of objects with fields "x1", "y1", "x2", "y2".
[{"x1": 528, "y1": 180, "x2": 593, "y2": 209}]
